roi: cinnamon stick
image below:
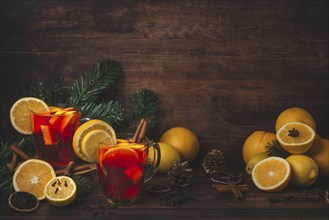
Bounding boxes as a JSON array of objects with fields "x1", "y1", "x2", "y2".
[
  {"x1": 228, "y1": 181, "x2": 243, "y2": 199},
  {"x1": 55, "y1": 163, "x2": 97, "y2": 175},
  {"x1": 130, "y1": 118, "x2": 145, "y2": 143},
  {"x1": 63, "y1": 161, "x2": 75, "y2": 176},
  {"x1": 9, "y1": 153, "x2": 18, "y2": 173},
  {"x1": 137, "y1": 120, "x2": 147, "y2": 143},
  {"x1": 10, "y1": 145, "x2": 30, "y2": 161},
  {"x1": 212, "y1": 183, "x2": 249, "y2": 193}
]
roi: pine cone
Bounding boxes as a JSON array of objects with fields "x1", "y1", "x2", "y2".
[
  {"x1": 167, "y1": 161, "x2": 194, "y2": 188},
  {"x1": 202, "y1": 149, "x2": 226, "y2": 174}
]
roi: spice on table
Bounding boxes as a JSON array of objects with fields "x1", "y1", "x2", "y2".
[
  {"x1": 9, "y1": 153, "x2": 18, "y2": 173},
  {"x1": 212, "y1": 183, "x2": 249, "y2": 193},
  {"x1": 159, "y1": 190, "x2": 199, "y2": 206}
]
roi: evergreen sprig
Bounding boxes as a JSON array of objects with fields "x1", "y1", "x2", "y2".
[
  {"x1": 67, "y1": 59, "x2": 120, "y2": 105},
  {"x1": 80, "y1": 101, "x2": 124, "y2": 129},
  {"x1": 126, "y1": 88, "x2": 160, "y2": 131},
  {"x1": 71, "y1": 175, "x2": 94, "y2": 198},
  {"x1": 22, "y1": 76, "x2": 69, "y2": 105},
  {"x1": 266, "y1": 140, "x2": 291, "y2": 158}
]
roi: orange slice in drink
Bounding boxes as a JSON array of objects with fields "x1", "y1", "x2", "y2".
[
  {"x1": 10, "y1": 97, "x2": 49, "y2": 135},
  {"x1": 41, "y1": 125, "x2": 56, "y2": 145},
  {"x1": 103, "y1": 147, "x2": 139, "y2": 169}
]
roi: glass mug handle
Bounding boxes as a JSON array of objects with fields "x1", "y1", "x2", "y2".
[{"x1": 144, "y1": 141, "x2": 161, "y2": 182}]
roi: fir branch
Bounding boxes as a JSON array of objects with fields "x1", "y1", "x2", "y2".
[
  {"x1": 67, "y1": 59, "x2": 120, "y2": 105},
  {"x1": 79, "y1": 101, "x2": 124, "y2": 128},
  {"x1": 71, "y1": 175, "x2": 94, "y2": 198},
  {"x1": 127, "y1": 88, "x2": 160, "y2": 131},
  {"x1": 266, "y1": 140, "x2": 291, "y2": 158},
  {"x1": 21, "y1": 76, "x2": 69, "y2": 105}
]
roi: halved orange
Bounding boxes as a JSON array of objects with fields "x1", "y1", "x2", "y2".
[
  {"x1": 10, "y1": 97, "x2": 49, "y2": 135},
  {"x1": 276, "y1": 122, "x2": 315, "y2": 154},
  {"x1": 12, "y1": 159, "x2": 56, "y2": 200},
  {"x1": 251, "y1": 156, "x2": 291, "y2": 192}
]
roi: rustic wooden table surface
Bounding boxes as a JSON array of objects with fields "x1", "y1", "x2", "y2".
[{"x1": 1, "y1": 167, "x2": 328, "y2": 220}]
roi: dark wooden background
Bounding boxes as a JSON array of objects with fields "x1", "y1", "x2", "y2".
[{"x1": 1, "y1": 0, "x2": 328, "y2": 168}]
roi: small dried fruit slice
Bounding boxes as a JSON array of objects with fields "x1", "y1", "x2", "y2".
[
  {"x1": 10, "y1": 97, "x2": 49, "y2": 135},
  {"x1": 13, "y1": 159, "x2": 56, "y2": 200},
  {"x1": 8, "y1": 191, "x2": 39, "y2": 212},
  {"x1": 81, "y1": 129, "x2": 115, "y2": 162},
  {"x1": 252, "y1": 156, "x2": 291, "y2": 192},
  {"x1": 44, "y1": 176, "x2": 77, "y2": 207},
  {"x1": 276, "y1": 122, "x2": 315, "y2": 154}
]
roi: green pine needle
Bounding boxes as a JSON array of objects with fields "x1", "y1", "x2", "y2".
[
  {"x1": 68, "y1": 59, "x2": 120, "y2": 105},
  {"x1": 127, "y1": 88, "x2": 160, "y2": 131},
  {"x1": 266, "y1": 140, "x2": 291, "y2": 158},
  {"x1": 80, "y1": 101, "x2": 124, "y2": 128},
  {"x1": 71, "y1": 175, "x2": 94, "y2": 198}
]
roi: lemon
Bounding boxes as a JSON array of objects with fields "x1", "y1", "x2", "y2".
[
  {"x1": 242, "y1": 131, "x2": 276, "y2": 164},
  {"x1": 10, "y1": 97, "x2": 49, "y2": 135},
  {"x1": 44, "y1": 176, "x2": 77, "y2": 207},
  {"x1": 305, "y1": 138, "x2": 329, "y2": 178},
  {"x1": 245, "y1": 152, "x2": 269, "y2": 174},
  {"x1": 276, "y1": 122, "x2": 315, "y2": 154},
  {"x1": 252, "y1": 157, "x2": 291, "y2": 192},
  {"x1": 81, "y1": 129, "x2": 115, "y2": 162},
  {"x1": 73, "y1": 119, "x2": 116, "y2": 162},
  {"x1": 13, "y1": 159, "x2": 56, "y2": 200},
  {"x1": 275, "y1": 107, "x2": 316, "y2": 132},
  {"x1": 286, "y1": 155, "x2": 318, "y2": 187},
  {"x1": 149, "y1": 142, "x2": 181, "y2": 173},
  {"x1": 160, "y1": 127, "x2": 199, "y2": 161}
]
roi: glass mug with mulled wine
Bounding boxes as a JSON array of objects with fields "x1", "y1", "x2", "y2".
[{"x1": 97, "y1": 120, "x2": 161, "y2": 205}]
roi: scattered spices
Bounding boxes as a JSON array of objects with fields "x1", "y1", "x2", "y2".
[
  {"x1": 64, "y1": 180, "x2": 68, "y2": 187},
  {"x1": 51, "y1": 181, "x2": 57, "y2": 187},
  {"x1": 268, "y1": 190, "x2": 327, "y2": 203},
  {"x1": 8, "y1": 191, "x2": 39, "y2": 212},
  {"x1": 159, "y1": 190, "x2": 199, "y2": 206},
  {"x1": 82, "y1": 205, "x2": 116, "y2": 217},
  {"x1": 55, "y1": 188, "x2": 59, "y2": 194}
]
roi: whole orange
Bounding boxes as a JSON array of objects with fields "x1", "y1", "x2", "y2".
[
  {"x1": 275, "y1": 107, "x2": 316, "y2": 132},
  {"x1": 305, "y1": 138, "x2": 329, "y2": 178},
  {"x1": 159, "y1": 127, "x2": 199, "y2": 161},
  {"x1": 242, "y1": 131, "x2": 276, "y2": 164}
]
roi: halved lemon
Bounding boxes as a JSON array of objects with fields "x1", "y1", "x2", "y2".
[
  {"x1": 44, "y1": 176, "x2": 77, "y2": 207},
  {"x1": 251, "y1": 156, "x2": 291, "y2": 192},
  {"x1": 72, "y1": 119, "x2": 116, "y2": 162},
  {"x1": 13, "y1": 159, "x2": 56, "y2": 200},
  {"x1": 276, "y1": 122, "x2": 315, "y2": 154},
  {"x1": 81, "y1": 129, "x2": 115, "y2": 162},
  {"x1": 10, "y1": 97, "x2": 49, "y2": 135}
]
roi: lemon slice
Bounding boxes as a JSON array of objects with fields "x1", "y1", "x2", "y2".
[
  {"x1": 44, "y1": 176, "x2": 77, "y2": 207},
  {"x1": 276, "y1": 122, "x2": 315, "y2": 154},
  {"x1": 10, "y1": 97, "x2": 49, "y2": 135},
  {"x1": 72, "y1": 119, "x2": 116, "y2": 162},
  {"x1": 252, "y1": 156, "x2": 291, "y2": 192},
  {"x1": 81, "y1": 129, "x2": 115, "y2": 162},
  {"x1": 13, "y1": 159, "x2": 56, "y2": 200}
]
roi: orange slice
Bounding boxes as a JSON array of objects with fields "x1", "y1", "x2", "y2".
[
  {"x1": 251, "y1": 156, "x2": 291, "y2": 192},
  {"x1": 12, "y1": 159, "x2": 56, "y2": 200},
  {"x1": 10, "y1": 97, "x2": 49, "y2": 135},
  {"x1": 41, "y1": 125, "x2": 55, "y2": 145},
  {"x1": 276, "y1": 122, "x2": 315, "y2": 154},
  {"x1": 72, "y1": 119, "x2": 116, "y2": 162}
]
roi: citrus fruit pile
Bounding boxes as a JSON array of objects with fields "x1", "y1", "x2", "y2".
[
  {"x1": 243, "y1": 107, "x2": 328, "y2": 192},
  {"x1": 153, "y1": 127, "x2": 199, "y2": 174}
]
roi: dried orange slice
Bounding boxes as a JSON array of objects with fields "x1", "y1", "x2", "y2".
[
  {"x1": 10, "y1": 97, "x2": 49, "y2": 135},
  {"x1": 276, "y1": 122, "x2": 315, "y2": 154},
  {"x1": 44, "y1": 176, "x2": 77, "y2": 207},
  {"x1": 251, "y1": 156, "x2": 291, "y2": 192},
  {"x1": 13, "y1": 159, "x2": 56, "y2": 200}
]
